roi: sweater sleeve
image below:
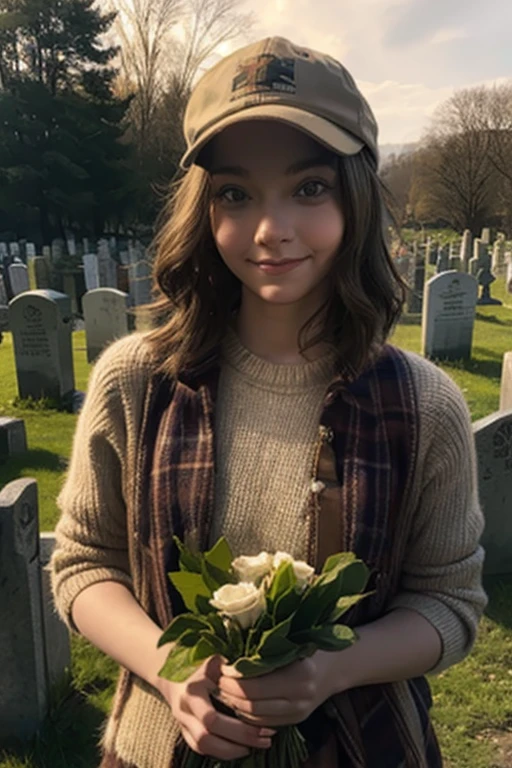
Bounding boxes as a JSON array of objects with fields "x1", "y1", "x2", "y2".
[
  {"x1": 388, "y1": 367, "x2": 488, "y2": 675},
  {"x1": 50, "y1": 340, "x2": 141, "y2": 632}
]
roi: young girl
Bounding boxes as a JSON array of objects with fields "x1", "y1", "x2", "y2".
[{"x1": 51, "y1": 37, "x2": 487, "y2": 768}]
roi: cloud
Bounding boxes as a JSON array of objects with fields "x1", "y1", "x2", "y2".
[{"x1": 429, "y1": 27, "x2": 469, "y2": 45}]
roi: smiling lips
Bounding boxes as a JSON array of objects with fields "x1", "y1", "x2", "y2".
[{"x1": 251, "y1": 257, "x2": 308, "y2": 275}]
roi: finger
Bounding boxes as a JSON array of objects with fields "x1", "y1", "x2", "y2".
[
  {"x1": 216, "y1": 690, "x2": 292, "y2": 720},
  {"x1": 180, "y1": 720, "x2": 251, "y2": 761},
  {"x1": 188, "y1": 682, "x2": 275, "y2": 750}
]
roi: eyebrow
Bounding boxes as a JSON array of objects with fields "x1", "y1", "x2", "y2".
[{"x1": 210, "y1": 155, "x2": 337, "y2": 177}]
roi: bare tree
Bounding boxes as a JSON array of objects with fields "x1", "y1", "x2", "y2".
[
  {"x1": 380, "y1": 151, "x2": 415, "y2": 228},
  {"x1": 412, "y1": 87, "x2": 499, "y2": 233}
]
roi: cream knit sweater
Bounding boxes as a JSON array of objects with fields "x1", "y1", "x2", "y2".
[{"x1": 50, "y1": 332, "x2": 487, "y2": 768}]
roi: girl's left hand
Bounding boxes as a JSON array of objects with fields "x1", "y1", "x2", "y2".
[{"x1": 216, "y1": 651, "x2": 338, "y2": 728}]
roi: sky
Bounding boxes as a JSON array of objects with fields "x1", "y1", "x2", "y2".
[{"x1": 214, "y1": 0, "x2": 512, "y2": 147}]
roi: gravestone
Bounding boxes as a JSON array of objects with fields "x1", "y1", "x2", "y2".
[
  {"x1": 476, "y1": 266, "x2": 502, "y2": 306},
  {"x1": 97, "y1": 239, "x2": 118, "y2": 288},
  {"x1": 128, "y1": 259, "x2": 152, "y2": 307},
  {"x1": 407, "y1": 256, "x2": 425, "y2": 313},
  {"x1": 83, "y1": 288, "x2": 129, "y2": 363},
  {"x1": 473, "y1": 411, "x2": 512, "y2": 575},
  {"x1": 62, "y1": 272, "x2": 80, "y2": 315},
  {"x1": 51, "y1": 239, "x2": 64, "y2": 263},
  {"x1": 0, "y1": 242, "x2": 8, "y2": 261},
  {"x1": 469, "y1": 239, "x2": 489, "y2": 276},
  {"x1": 500, "y1": 352, "x2": 512, "y2": 411},
  {"x1": 28, "y1": 256, "x2": 50, "y2": 290},
  {"x1": 42, "y1": 245, "x2": 51, "y2": 261},
  {"x1": 0, "y1": 416, "x2": 27, "y2": 463},
  {"x1": 460, "y1": 229, "x2": 472, "y2": 272},
  {"x1": 9, "y1": 241, "x2": 20, "y2": 258},
  {"x1": 0, "y1": 479, "x2": 48, "y2": 742},
  {"x1": 83, "y1": 253, "x2": 100, "y2": 291},
  {"x1": 421, "y1": 271, "x2": 478, "y2": 361},
  {"x1": 39, "y1": 532, "x2": 71, "y2": 690},
  {"x1": 9, "y1": 290, "x2": 75, "y2": 401},
  {"x1": 480, "y1": 227, "x2": 491, "y2": 245},
  {"x1": 0, "y1": 273, "x2": 7, "y2": 305},
  {"x1": 436, "y1": 246, "x2": 449, "y2": 274},
  {"x1": 65, "y1": 232, "x2": 76, "y2": 257},
  {"x1": 492, "y1": 235, "x2": 507, "y2": 277},
  {"x1": 448, "y1": 255, "x2": 462, "y2": 272},
  {"x1": 9, "y1": 263, "x2": 30, "y2": 295}
]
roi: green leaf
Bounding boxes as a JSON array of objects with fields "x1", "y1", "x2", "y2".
[
  {"x1": 328, "y1": 592, "x2": 374, "y2": 623},
  {"x1": 205, "y1": 612, "x2": 228, "y2": 643},
  {"x1": 224, "y1": 617, "x2": 245, "y2": 658},
  {"x1": 201, "y1": 558, "x2": 237, "y2": 592},
  {"x1": 321, "y1": 552, "x2": 356, "y2": 574},
  {"x1": 256, "y1": 616, "x2": 296, "y2": 658},
  {"x1": 196, "y1": 594, "x2": 214, "y2": 615},
  {"x1": 204, "y1": 536, "x2": 233, "y2": 572},
  {"x1": 191, "y1": 633, "x2": 227, "y2": 662},
  {"x1": 158, "y1": 644, "x2": 202, "y2": 683},
  {"x1": 273, "y1": 586, "x2": 303, "y2": 624},
  {"x1": 339, "y1": 561, "x2": 370, "y2": 595},
  {"x1": 173, "y1": 535, "x2": 202, "y2": 573},
  {"x1": 267, "y1": 562, "x2": 296, "y2": 607},
  {"x1": 169, "y1": 571, "x2": 212, "y2": 612},
  {"x1": 157, "y1": 614, "x2": 211, "y2": 648},
  {"x1": 291, "y1": 624, "x2": 356, "y2": 651},
  {"x1": 233, "y1": 647, "x2": 301, "y2": 677}
]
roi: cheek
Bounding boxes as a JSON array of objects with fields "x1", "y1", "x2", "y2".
[
  {"x1": 210, "y1": 209, "x2": 253, "y2": 257},
  {"x1": 299, "y1": 205, "x2": 344, "y2": 252}
]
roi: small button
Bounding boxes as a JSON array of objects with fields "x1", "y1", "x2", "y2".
[{"x1": 319, "y1": 425, "x2": 334, "y2": 443}]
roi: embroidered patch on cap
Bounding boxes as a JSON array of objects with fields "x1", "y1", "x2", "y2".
[{"x1": 231, "y1": 54, "x2": 296, "y2": 100}]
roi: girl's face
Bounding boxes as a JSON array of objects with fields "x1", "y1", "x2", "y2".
[{"x1": 208, "y1": 121, "x2": 344, "y2": 310}]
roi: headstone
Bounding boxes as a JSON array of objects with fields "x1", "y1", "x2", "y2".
[
  {"x1": 9, "y1": 263, "x2": 30, "y2": 295},
  {"x1": 51, "y1": 238, "x2": 64, "y2": 264},
  {"x1": 476, "y1": 266, "x2": 502, "y2": 306},
  {"x1": 97, "y1": 239, "x2": 118, "y2": 288},
  {"x1": 421, "y1": 271, "x2": 478, "y2": 361},
  {"x1": 25, "y1": 243, "x2": 36, "y2": 259},
  {"x1": 0, "y1": 273, "x2": 7, "y2": 305},
  {"x1": 82, "y1": 237, "x2": 90, "y2": 254},
  {"x1": 0, "y1": 242, "x2": 8, "y2": 261},
  {"x1": 506, "y1": 261, "x2": 512, "y2": 294},
  {"x1": 436, "y1": 246, "x2": 449, "y2": 274},
  {"x1": 9, "y1": 290, "x2": 75, "y2": 401},
  {"x1": 28, "y1": 256, "x2": 50, "y2": 290},
  {"x1": 407, "y1": 255, "x2": 425, "y2": 314},
  {"x1": 82, "y1": 288, "x2": 129, "y2": 363},
  {"x1": 0, "y1": 416, "x2": 27, "y2": 463},
  {"x1": 492, "y1": 235, "x2": 507, "y2": 278},
  {"x1": 500, "y1": 352, "x2": 512, "y2": 412},
  {"x1": 65, "y1": 232, "x2": 76, "y2": 257},
  {"x1": 39, "y1": 532, "x2": 71, "y2": 690},
  {"x1": 42, "y1": 245, "x2": 51, "y2": 261},
  {"x1": 480, "y1": 227, "x2": 491, "y2": 245},
  {"x1": 460, "y1": 229, "x2": 473, "y2": 272},
  {"x1": 0, "y1": 304, "x2": 8, "y2": 335},
  {"x1": 0, "y1": 479, "x2": 48, "y2": 743},
  {"x1": 128, "y1": 259, "x2": 152, "y2": 307},
  {"x1": 469, "y1": 239, "x2": 489, "y2": 276},
  {"x1": 474, "y1": 411, "x2": 512, "y2": 576},
  {"x1": 83, "y1": 253, "x2": 100, "y2": 291},
  {"x1": 9, "y1": 241, "x2": 20, "y2": 259}
]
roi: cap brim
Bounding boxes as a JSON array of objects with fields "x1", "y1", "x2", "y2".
[{"x1": 180, "y1": 104, "x2": 364, "y2": 169}]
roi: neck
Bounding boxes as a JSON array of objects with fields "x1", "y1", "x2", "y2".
[{"x1": 234, "y1": 287, "x2": 330, "y2": 364}]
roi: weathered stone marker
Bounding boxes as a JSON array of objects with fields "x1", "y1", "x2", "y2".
[
  {"x1": 9, "y1": 290, "x2": 75, "y2": 401},
  {"x1": 500, "y1": 352, "x2": 512, "y2": 412},
  {"x1": 0, "y1": 416, "x2": 27, "y2": 463},
  {"x1": 474, "y1": 411, "x2": 512, "y2": 576},
  {"x1": 421, "y1": 271, "x2": 478, "y2": 361},
  {"x1": 83, "y1": 287, "x2": 129, "y2": 363},
  {"x1": 0, "y1": 479, "x2": 48, "y2": 742},
  {"x1": 39, "y1": 532, "x2": 71, "y2": 690}
]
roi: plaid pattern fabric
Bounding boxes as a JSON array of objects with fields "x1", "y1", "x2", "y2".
[{"x1": 102, "y1": 343, "x2": 443, "y2": 767}]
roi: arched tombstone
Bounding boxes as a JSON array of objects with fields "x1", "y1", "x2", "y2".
[
  {"x1": 473, "y1": 411, "x2": 512, "y2": 576},
  {"x1": 9, "y1": 290, "x2": 75, "y2": 401},
  {"x1": 421, "y1": 271, "x2": 478, "y2": 361},
  {"x1": 83, "y1": 287, "x2": 129, "y2": 363}
]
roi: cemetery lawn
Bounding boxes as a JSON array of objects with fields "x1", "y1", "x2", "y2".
[{"x1": 1, "y1": 287, "x2": 512, "y2": 768}]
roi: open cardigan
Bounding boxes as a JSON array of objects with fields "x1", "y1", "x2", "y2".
[{"x1": 51, "y1": 332, "x2": 487, "y2": 767}]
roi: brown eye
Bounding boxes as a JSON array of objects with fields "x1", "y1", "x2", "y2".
[
  {"x1": 297, "y1": 180, "x2": 327, "y2": 198},
  {"x1": 219, "y1": 187, "x2": 248, "y2": 203}
]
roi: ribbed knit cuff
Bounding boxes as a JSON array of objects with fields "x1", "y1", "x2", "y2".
[
  {"x1": 52, "y1": 567, "x2": 134, "y2": 633},
  {"x1": 387, "y1": 592, "x2": 470, "y2": 675}
]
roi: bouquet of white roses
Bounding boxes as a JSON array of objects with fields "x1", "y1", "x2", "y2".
[{"x1": 158, "y1": 536, "x2": 370, "y2": 767}]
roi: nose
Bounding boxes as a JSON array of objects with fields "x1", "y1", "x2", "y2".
[{"x1": 253, "y1": 205, "x2": 294, "y2": 249}]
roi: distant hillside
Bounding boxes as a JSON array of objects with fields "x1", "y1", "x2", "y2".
[{"x1": 379, "y1": 142, "x2": 419, "y2": 162}]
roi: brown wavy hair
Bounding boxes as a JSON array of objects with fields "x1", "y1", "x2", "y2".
[{"x1": 145, "y1": 145, "x2": 406, "y2": 379}]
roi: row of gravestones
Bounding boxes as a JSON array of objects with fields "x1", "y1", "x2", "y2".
[
  {"x1": 5, "y1": 289, "x2": 149, "y2": 404},
  {"x1": 1, "y1": 394, "x2": 512, "y2": 742},
  {"x1": 0, "y1": 240, "x2": 152, "y2": 315}
]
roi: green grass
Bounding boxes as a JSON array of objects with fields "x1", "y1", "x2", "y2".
[{"x1": 1, "y1": 286, "x2": 512, "y2": 767}]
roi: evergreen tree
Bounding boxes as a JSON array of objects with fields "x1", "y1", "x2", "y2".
[{"x1": 0, "y1": 0, "x2": 134, "y2": 243}]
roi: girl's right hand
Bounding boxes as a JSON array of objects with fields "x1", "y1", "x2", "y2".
[{"x1": 157, "y1": 655, "x2": 275, "y2": 760}]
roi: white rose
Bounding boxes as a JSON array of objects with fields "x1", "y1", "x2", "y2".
[
  {"x1": 231, "y1": 552, "x2": 273, "y2": 583},
  {"x1": 273, "y1": 552, "x2": 315, "y2": 588},
  {"x1": 210, "y1": 582, "x2": 266, "y2": 630}
]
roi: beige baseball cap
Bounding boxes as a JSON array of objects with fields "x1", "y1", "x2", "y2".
[{"x1": 180, "y1": 36, "x2": 379, "y2": 170}]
